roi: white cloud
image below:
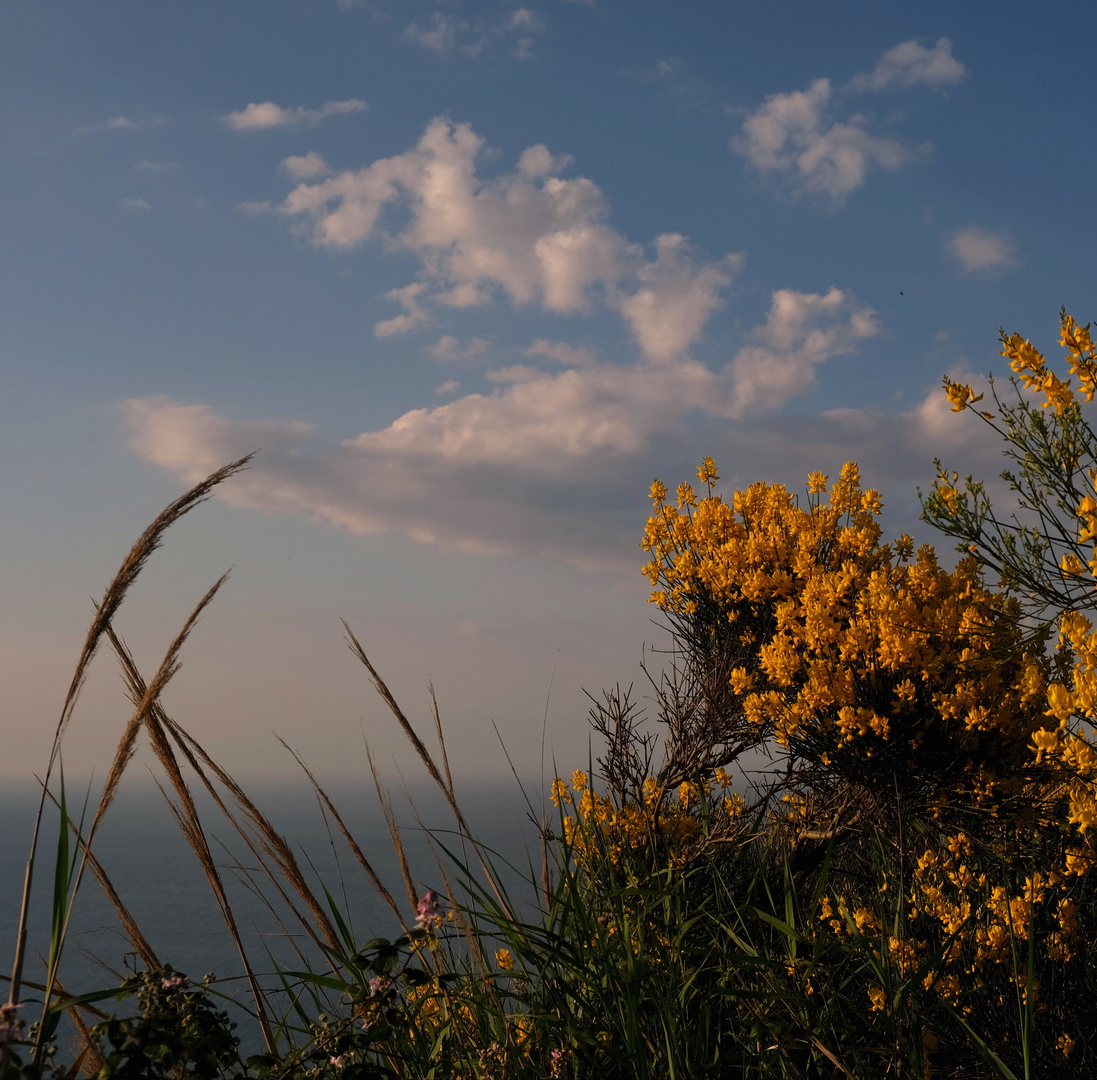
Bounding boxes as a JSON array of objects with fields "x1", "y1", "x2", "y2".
[
  {"x1": 374, "y1": 282, "x2": 431, "y2": 337},
  {"x1": 221, "y1": 99, "x2": 367, "y2": 131},
  {"x1": 262, "y1": 117, "x2": 740, "y2": 361},
  {"x1": 118, "y1": 197, "x2": 151, "y2": 212},
  {"x1": 945, "y1": 226, "x2": 1019, "y2": 274},
  {"x1": 135, "y1": 159, "x2": 178, "y2": 172},
  {"x1": 618, "y1": 234, "x2": 743, "y2": 363},
  {"x1": 126, "y1": 398, "x2": 315, "y2": 483},
  {"x1": 728, "y1": 288, "x2": 878, "y2": 414},
  {"x1": 732, "y1": 40, "x2": 963, "y2": 203},
  {"x1": 850, "y1": 38, "x2": 967, "y2": 93},
  {"x1": 435, "y1": 379, "x2": 460, "y2": 396},
  {"x1": 517, "y1": 144, "x2": 573, "y2": 178},
  {"x1": 429, "y1": 336, "x2": 490, "y2": 365},
  {"x1": 107, "y1": 116, "x2": 139, "y2": 130},
  {"x1": 281, "y1": 151, "x2": 331, "y2": 180},
  {"x1": 733, "y1": 78, "x2": 919, "y2": 202}
]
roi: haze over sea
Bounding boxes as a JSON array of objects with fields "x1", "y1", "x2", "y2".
[{"x1": 1, "y1": 775, "x2": 538, "y2": 1038}]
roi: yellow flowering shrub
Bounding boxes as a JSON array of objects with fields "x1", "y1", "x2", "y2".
[
  {"x1": 932, "y1": 311, "x2": 1097, "y2": 858},
  {"x1": 641, "y1": 458, "x2": 1052, "y2": 812},
  {"x1": 631, "y1": 435, "x2": 1097, "y2": 1047}
]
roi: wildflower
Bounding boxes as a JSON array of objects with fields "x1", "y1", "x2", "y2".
[
  {"x1": 1058, "y1": 1033, "x2": 1075, "y2": 1058},
  {"x1": 495, "y1": 948, "x2": 515, "y2": 971},
  {"x1": 868, "y1": 986, "x2": 886, "y2": 1012},
  {"x1": 550, "y1": 1046, "x2": 569, "y2": 1078},
  {"x1": 368, "y1": 975, "x2": 389, "y2": 996},
  {"x1": 677, "y1": 780, "x2": 698, "y2": 807},
  {"x1": 697, "y1": 456, "x2": 720, "y2": 486},
  {"x1": 945, "y1": 380, "x2": 983, "y2": 412},
  {"x1": 329, "y1": 1054, "x2": 349, "y2": 1069},
  {"x1": 415, "y1": 890, "x2": 442, "y2": 929},
  {"x1": 160, "y1": 974, "x2": 190, "y2": 992}
]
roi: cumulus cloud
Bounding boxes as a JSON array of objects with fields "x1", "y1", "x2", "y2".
[
  {"x1": 733, "y1": 78, "x2": 919, "y2": 202},
  {"x1": 281, "y1": 151, "x2": 331, "y2": 180},
  {"x1": 733, "y1": 39, "x2": 965, "y2": 202},
  {"x1": 374, "y1": 282, "x2": 431, "y2": 337},
  {"x1": 618, "y1": 235, "x2": 743, "y2": 363},
  {"x1": 849, "y1": 38, "x2": 967, "y2": 93},
  {"x1": 257, "y1": 117, "x2": 741, "y2": 358},
  {"x1": 945, "y1": 226, "x2": 1019, "y2": 274},
  {"x1": 124, "y1": 283, "x2": 880, "y2": 560},
  {"x1": 221, "y1": 99, "x2": 367, "y2": 131},
  {"x1": 729, "y1": 288, "x2": 878, "y2": 414}
]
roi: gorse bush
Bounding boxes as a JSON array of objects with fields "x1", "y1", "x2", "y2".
[{"x1": 5, "y1": 309, "x2": 1097, "y2": 1078}]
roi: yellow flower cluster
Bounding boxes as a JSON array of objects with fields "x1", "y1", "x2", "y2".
[
  {"x1": 991, "y1": 313, "x2": 1097, "y2": 415},
  {"x1": 642, "y1": 459, "x2": 1049, "y2": 801},
  {"x1": 1027, "y1": 609, "x2": 1097, "y2": 836},
  {"x1": 553, "y1": 769, "x2": 744, "y2": 870},
  {"x1": 819, "y1": 833, "x2": 1085, "y2": 1015}
]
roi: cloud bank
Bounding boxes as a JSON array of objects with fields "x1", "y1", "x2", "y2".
[
  {"x1": 125, "y1": 372, "x2": 994, "y2": 569},
  {"x1": 123, "y1": 285, "x2": 882, "y2": 562}
]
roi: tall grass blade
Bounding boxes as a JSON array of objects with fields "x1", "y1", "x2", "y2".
[{"x1": 8, "y1": 454, "x2": 251, "y2": 1007}]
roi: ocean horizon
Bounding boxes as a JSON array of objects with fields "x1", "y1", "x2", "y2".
[{"x1": 1, "y1": 772, "x2": 543, "y2": 1048}]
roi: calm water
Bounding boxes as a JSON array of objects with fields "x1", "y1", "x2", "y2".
[{"x1": 1, "y1": 775, "x2": 542, "y2": 1050}]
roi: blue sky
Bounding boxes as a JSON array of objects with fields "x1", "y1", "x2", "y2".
[{"x1": 3, "y1": 0, "x2": 1095, "y2": 783}]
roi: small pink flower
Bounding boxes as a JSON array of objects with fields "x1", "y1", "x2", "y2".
[
  {"x1": 415, "y1": 890, "x2": 442, "y2": 929},
  {"x1": 161, "y1": 975, "x2": 190, "y2": 992}
]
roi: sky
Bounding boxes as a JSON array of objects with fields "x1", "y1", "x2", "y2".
[{"x1": 2, "y1": 0, "x2": 1095, "y2": 787}]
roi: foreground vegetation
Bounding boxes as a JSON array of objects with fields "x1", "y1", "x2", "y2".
[{"x1": 5, "y1": 310, "x2": 1097, "y2": 1077}]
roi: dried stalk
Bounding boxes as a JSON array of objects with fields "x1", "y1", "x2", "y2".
[{"x1": 9, "y1": 455, "x2": 251, "y2": 1007}]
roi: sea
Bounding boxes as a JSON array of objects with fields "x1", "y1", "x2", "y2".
[{"x1": 0, "y1": 774, "x2": 543, "y2": 1055}]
